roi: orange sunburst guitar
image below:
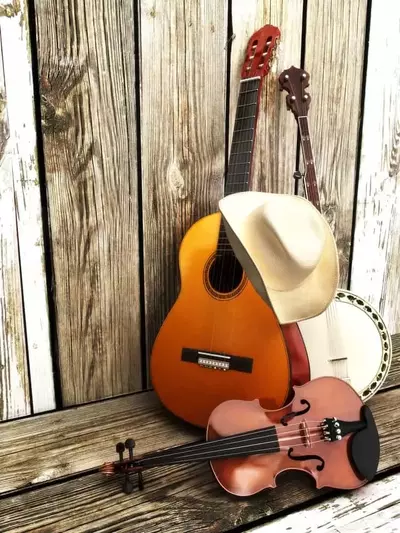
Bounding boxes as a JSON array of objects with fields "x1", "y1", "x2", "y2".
[{"x1": 151, "y1": 25, "x2": 308, "y2": 428}]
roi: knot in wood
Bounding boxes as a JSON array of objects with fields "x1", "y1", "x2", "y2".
[{"x1": 167, "y1": 162, "x2": 188, "y2": 200}]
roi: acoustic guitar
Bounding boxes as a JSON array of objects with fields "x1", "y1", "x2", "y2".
[
  {"x1": 279, "y1": 66, "x2": 392, "y2": 401},
  {"x1": 151, "y1": 25, "x2": 307, "y2": 428}
]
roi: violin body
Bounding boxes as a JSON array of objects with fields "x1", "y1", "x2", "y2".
[
  {"x1": 207, "y1": 376, "x2": 375, "y2": 496},
  {"x1": 102, "y1": 377, "x2": 380, "y2": 496}
]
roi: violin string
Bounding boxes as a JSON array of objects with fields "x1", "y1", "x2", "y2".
[
  {"x1": 138, "y1": 422, "x2": 326, "y2": 461},
  {"x1": 133, "y1": 420, "x2": 330, "y2": 464},
  {"x1": 135, "y1": 426, "x2": 326, "y2": 467},
  {"x1": 136, "y1": 434, "x2": 327, "y2": 468}
]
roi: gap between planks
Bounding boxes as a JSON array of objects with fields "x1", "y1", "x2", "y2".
[
  {"x1": 0, "y1": 333, "x2": 399, "y2": 499},
  {"x1": 0, "y1": 391, "x2": 399, "y2": 533}
]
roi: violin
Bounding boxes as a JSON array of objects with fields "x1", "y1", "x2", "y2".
[{"x1": 100, "y1": 377, "x2": 380, "y2": 496}]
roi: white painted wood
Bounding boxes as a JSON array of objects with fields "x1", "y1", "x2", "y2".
[
  {"x1": 0, "y1": 155, "x2": 31, "y2": 420},
  {"x1": 351, "y1": 0, "x2": 400, "y2": 334},
  {"x1": 0, "y1": 1, "x2": 55, "y2": 413},
  {"x1": 248, "y1": 472, "x2": 400, "y2": 532}
]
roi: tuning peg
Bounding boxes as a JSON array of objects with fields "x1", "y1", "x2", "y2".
[
  {"x1": 293, "y1": 171, "x2": 303, "y2": 182},
  {"x1": 138, "y1": 471, "x2": 144, "y2": 491},
  {"x1": 125, "y1": 438, "x2": 136, "y2": 460},
  {"x1": 116, "y1": 442, "x2": 125, "y2": 462},
  {"x1": 123, "y1": 474, "x2": 134, "y2": 494}
]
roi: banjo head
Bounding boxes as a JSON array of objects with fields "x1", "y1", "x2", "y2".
[{"x1": 298, "y1": 289, "x2": 392, "y2": 401}]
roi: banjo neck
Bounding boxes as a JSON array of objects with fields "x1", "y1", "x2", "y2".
[{"x1": 298, "y1": 116, "x2": 321, "y2": 212}]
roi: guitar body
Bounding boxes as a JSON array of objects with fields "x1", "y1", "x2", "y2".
[
  {"x1": 151, "y1": 213, "x2": 292, "y2": 428},
  {"x1": 297, "y1": 290, "x2": 392, "y2": 401}
]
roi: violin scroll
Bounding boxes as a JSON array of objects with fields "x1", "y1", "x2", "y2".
[{"x1": 100, "y1": 437, "x2": 145, "y2": 494}]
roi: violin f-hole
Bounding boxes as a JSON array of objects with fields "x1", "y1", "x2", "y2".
[
  {"x1": 287, "y1": 447, "x2": 325, "y2": 471},
  {"x1": 280, "y1": 399, "x2": 311, "y2": 426}
]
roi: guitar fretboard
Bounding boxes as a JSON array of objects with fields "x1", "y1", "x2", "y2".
[
  {"x1": 217, "y1": 77, "x2": 261, "y2": 256},
  {"x1": 298, "y1": 116, "x2": 321, "y2": 212}
]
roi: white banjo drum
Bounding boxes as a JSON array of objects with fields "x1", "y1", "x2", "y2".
[
  {"x1": 279, "y1": 66, "x2": 392, "y2": 400},
  {"x1": 298, "y1": 289, "x2": 391, "y2": 401}
]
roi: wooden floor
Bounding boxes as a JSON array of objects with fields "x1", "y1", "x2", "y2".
[{"x1": 0, "y1": 335, "x2": 399, "y2": 533}]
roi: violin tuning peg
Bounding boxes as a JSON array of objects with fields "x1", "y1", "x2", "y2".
[
  {"x1": 125, "y1": 438, "x2": 136, "y2": 460},
  {"x1": 138, "y1": 472, "x2": 144, "y2": 491},
  {"x1": 123, "y1": 475, "x2": 134, "y2": 495},
  {"x1": 116, "y1": 442, "x2": 125, "y2": 453},
  {"x1": 116, "y1": 442, "x2": 125, "y2": 461},
  {"x1": 125, "y1": 438, "x2": 135, "y2": 449}
]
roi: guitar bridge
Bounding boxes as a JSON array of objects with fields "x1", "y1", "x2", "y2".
[{"x1": 181, "y1": 348, "x2": 253, "y2": 373}]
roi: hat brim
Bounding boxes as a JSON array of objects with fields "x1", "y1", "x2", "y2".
[{"x1": 220, "y1": 193, "x2": 339, "y2": 324}]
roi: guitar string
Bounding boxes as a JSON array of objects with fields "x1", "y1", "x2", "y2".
[
  {"x1": 209, "y1": 77, "x2": 260, "y2": 353},
  {"x1": 223, "y1": 77, "x2": 259, "y2": 352}
]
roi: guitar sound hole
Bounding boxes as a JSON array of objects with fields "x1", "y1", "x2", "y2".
[{"x1": 208, "y1": 255, "x2": 244, "y2": 294}]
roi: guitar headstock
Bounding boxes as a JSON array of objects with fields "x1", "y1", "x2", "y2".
[
  {"x1": 278, "y1": 66, "x2": 311, "y2": 118},
  {"x1": 241, "y1": 25, "x2": 280, "y2": 80}
]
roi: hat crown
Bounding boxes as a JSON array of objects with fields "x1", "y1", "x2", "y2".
[{"x1": 259, "y1": 197, "x2": 326, "y2": 288}]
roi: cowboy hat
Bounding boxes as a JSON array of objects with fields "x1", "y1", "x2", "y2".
[{"x1": 219, "y1": 191, "x2": 339, "y2": 324}]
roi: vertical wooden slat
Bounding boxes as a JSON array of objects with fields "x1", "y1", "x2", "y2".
[
  {"x1": 304, "y1": 0, "x2": 367, "y2": 286},
  {"x1": 351, "y1": 1, "x2": 400, "y2": 333},
  {"x1": 230, "y1": 0, "x2": 304, "y2": 194},
  {"x1": 0, "y1": 0, "x2": 55, "y2": 414},
  {"x1": 141, "y1": 0, "x2": 228, "y2": 367},
  {"x1": 0, "y1": 1, "x2": 31, "y2": 419},
  {"x1": 34, "y1": 0, "x2": 142, "y2": 405}
]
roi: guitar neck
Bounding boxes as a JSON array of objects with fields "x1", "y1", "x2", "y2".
[
  {"x1": 225, "y1": 77, "x2": 262, "y2": 195},
  {"x1": 217, "y1": 77, "x2": 262, "y2": 256},
  {"x1": 297, "y1": 116, "x2": 321, "y2": 212}
]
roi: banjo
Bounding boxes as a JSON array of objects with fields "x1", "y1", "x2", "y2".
[{"x1": 279, "y1": 66, "x2": 392, "y2": 401}]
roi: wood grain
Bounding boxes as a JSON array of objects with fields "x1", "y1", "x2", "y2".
[
  {"x1": 230, "y1": 0, "x2": 303, "y2": 194},
  {"x1": 0, "y1": 333, "x2": 398, "y2": 496},
  {"x1": 34, "y1": 0, "x2": 142, "y2": 404},
  {"x1": 350, "y1": 0, "x2": 400, "y2": 335},
  {"x1": 0, "y1": 0, "x2": 31, "y2": 420},
  {"x1": 0, "y1": 388, "x2": 201, "y2": 495},
  {"x1": 248, "y1": 472, "x2": 400, "y2": 532},
  {"x1": 1, "y1": 385, "x2": 399, "y2": 533},
  {"x1": 0, "y1": 0, "x2": 55, "y2": 415},
  {"x1": 304, "y1": 0, "x2": 367, "y2": 286},
  {"x1": 380, "y1": 333, "x2": 400, "y2": 391},
  {"x1": 140, "y1": 0, "x2": 228, "y2": 372}
]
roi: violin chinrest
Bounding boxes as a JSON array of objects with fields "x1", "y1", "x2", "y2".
[{"x1": 350, "y1": 405, "x2": 380, "y2": 482}]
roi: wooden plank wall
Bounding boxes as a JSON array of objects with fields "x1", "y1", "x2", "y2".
[
  {"x1": 34, "y1": 0, "x2": 142, "y2": 406},
  {"x1": 140, "y1": 0, "x2": 228, "y2": 374},
  {"x1": 1, "y1": 0, "x2": 399, "y2": 416},
  {"x1": 351, "y1": 0, "x2": 400, "y2": 333},
  {"x1": 0, "y1": 0, "x2": 53, "y2": 419}
]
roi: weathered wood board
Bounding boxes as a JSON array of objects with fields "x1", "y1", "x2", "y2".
[
  {"x1": 248, "y1": 472, "x2": 400, "y2": 532},
  {"x1": 230, "y1": 0, "x2": 303, "y2": 195},
  {"x1": 304, "y1": 0, "x2": 367, "y2": 286},
  {"x1": 0, "y1": 333, "x2": 399, "y2": 498},
  {"x1": 0, "y1": 0, "x2": 54, "y2": 416},
  {"x1": 0, "y1": 0, "x2": 41, "y2": 420},
  {"x1": 350, "y1": 0, "x2": 400, "y2": 335},
  {"x1": 1, "y1": 385, "x2": 399, "y2": 532},
  {"x1": 140, "y1": 0, "x2": 228, "y2": 372},
  {"x1": 34, "y1": 0, "x2": 142, "y2": 404}
]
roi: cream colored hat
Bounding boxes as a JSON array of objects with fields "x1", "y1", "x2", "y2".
[{"x1": 219, "y1": 191, "x2": 339, "y2": 324}]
